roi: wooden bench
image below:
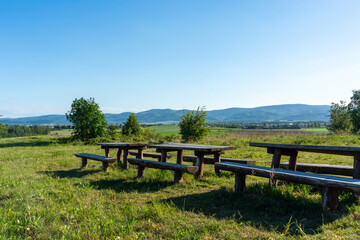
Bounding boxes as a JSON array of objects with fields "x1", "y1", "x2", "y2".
[
  {"x1": 128, "y1": 158, "x2": 198, "y2": 183},
  {"x1": 279, "y1": 162, "x2": 353, "y2": 176},
  {"x1": 128, "y1": 151, "x2": 172, "y2": 161},
  {"x1": 215, "y1": 162, "x2": 360, "y2": 211},
  {"x1": 75, "y1": 153, "x2": 116, "y2": 172},
  {"x1": 182, "y1": 155, "x2": 256, "y2": 165}
]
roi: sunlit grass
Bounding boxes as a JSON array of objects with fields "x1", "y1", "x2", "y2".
[{"x1": 0, "y1": 133, "x2": 360, "y2": 239}]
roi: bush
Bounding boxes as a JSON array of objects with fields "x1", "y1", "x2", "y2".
[
  {"x1": 66, "y1": 97, "x2": 107, "y2": 141},
  {"x1": 122, "y1": 113, "x2": 141, "y2": 136},
  {"x1": 178, "y1": 107, "x2": 209, "y2": 142}
]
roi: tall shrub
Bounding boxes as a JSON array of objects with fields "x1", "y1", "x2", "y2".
[
  {"x1": 66, "y1": 97, "x2": 107, "y2": 141},
  {"x1": 178, "y1": 107, "x2": 209, "y2": 142},
  {"x1": 122, "y1": 113, "x2": 141, "y2": 136}
]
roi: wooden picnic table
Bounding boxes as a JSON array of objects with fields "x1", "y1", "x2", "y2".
[
  {"x1": 149, "y1": 143, "x2": 236, "y2": 177},
  {"x1": 98, "y1": 142, "x2": 148, "y2": 169},
  {"x1": 249, "y1": 142, "x2": 360, "y2": 179}
]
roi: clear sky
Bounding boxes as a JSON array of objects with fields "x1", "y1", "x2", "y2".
[{"x1": 1, "y1": 0, "x2": 360, "y2": 118}]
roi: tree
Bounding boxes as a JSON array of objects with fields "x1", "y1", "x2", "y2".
[
  {"x1": 66, "y1": 97, "x2": 107, "y2": 141},
  {"x1": 0, "y1": 115, "x2": 4, "y2": 129},
  {"x1": 348, "y1": 89, "x2": 360, "y2": 134},
  {"x1": 122, "y1": 113, "x2": 141, "y2": 136},
  {"x1": 327, "y1": 101, "x2": 353, "y2": 134},
  {"x1": 178, "y1": 107, "x2": 209, "y2": 142}
]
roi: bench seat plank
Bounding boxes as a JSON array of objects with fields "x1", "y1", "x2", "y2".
[
  {"x1": 182, "y1": 155, "x2": 255, "y2": 165},
  {"x1": 75, "y1": 153, "x2": 116, "y2": 172},
  {"x1": 128, "y1": 158, "x2": 198, "y2": 174},
  {"x1": 128, "y1": 151, "x2": 172, "y2": 160},
  {"x1": 128, "y1": 158, "x2": 198, "y2": 183},
  {"x1": 279, "y1": 162, "x2": 353, "y2": 176},
  {"x1": 75, "y1": 153, "x2": 117, "y2": 163},
  {"x1": 215, "y1": 162, "x2": 360, "y2": 193}
]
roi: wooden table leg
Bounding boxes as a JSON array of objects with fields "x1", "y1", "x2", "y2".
[
  {"x1": 138, "y1": 148, "x2": 144, "y2": 159},
  {"x1": 123, "y1": 148, "x2": 129, "y2": 169},
  {"x1": 117, "y1": 149, "x2": 123, "y2": 165},
  {"x1": 177, "y1": 150, "x2": 183, "y2": 164},
  {"x1": 353, "y1": 152, "x2": 360, "y2": 179},
  {"x1": 288, "y1": 150, "x2": 298, "y2": 171},
  {"x1": 104, "y1": 147, "x2": 110, "y2": 157},
  {"x1": 270, "y1": 148, "x2": 282, "y2": 187},
  {"x1": 160, "y1": 150, "x2": 168, "y2": 162},
  {"x1": 195, "y1": 152, "x2": 204, "y2": 178},
  {"x1": 214, "y1": 152, "x2": 221, "y2": 175}
]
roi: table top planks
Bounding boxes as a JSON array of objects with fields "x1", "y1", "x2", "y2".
[
  {"x1": 249, "y1": 142, "x2": 360, "y2": 156},
  {"x1": 149, "y1": 143, "x2": 236, "y2": 152},
  {"x1": 98, "y1": 142, "x2": 149, "y2": 148}
]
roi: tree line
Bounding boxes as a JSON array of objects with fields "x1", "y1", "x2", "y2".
[{"x1": 0, "y1": 125, "x2": 50, "y2": 138}]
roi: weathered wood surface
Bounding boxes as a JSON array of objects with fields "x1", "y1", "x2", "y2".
[
  {"x1": 75, "y1": 153, "x2": 116, "y2": 163},
  {"x1": 149, "y1": 143, "x2": 236, "y2": 153},
  {"x1": 75, "y1": 153, "x2": 116, "y2": 172},
  {"x1": 249, "y1": 142, "x2": 360, "y2": 156},
  {"x1": 128, "y1": 151, "x2": 172, "y2": 159},
  {"x1": 215, "y1": 162, "x2": 360, "y2": 193},
  {"x1": 98, "y1": 142, "x2": 148, "y2": 149},
  {"x1": 128, "y1": 158, "x2": 198, "y2": 174},
  {"x1": 182, "y1": 155, "x2": 256, "y2": 165},
  {"x1": 279, "y1": 162, "x2": 353, "y2": 176}
]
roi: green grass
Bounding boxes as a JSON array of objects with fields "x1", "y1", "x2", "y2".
[
  {"x1": 147, "y1": 125, "x2": 180, "y2": 136},
  {"x1": 1, "y1": 133, "x2": 360, "y2": 239}
]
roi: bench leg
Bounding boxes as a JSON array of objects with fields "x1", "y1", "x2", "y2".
[
  {"x1": 102, "y1": 162, "x2": 109, "y2": 172},
  {"x1": 214, "y1": 153, "x2": 221, "y2": 175},
  {"x1": 81, "y1": 158, "x2": 88, "y2": 169},
  {"x1": 235, "y1": 173, "x2": 246, "y2": 193},
  {"x1": 321, "y1": 187, "x2": 339, "y2": 211},
  {"x1": 138, "y1": 165, "x2": 145, "y2": 177},
  {"x1": 123, "y1": 149, "x2": 129, "y2": 169},
  {"x1": 174, "y1": 171, "x2": 183, "y2": 184}
]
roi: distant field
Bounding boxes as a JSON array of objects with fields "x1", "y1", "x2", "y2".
[
  {"x1": 147, "y1": 125, "x2": 180, "y2": 136},
  {"x1": 147, "y1": 125, "x2": 329, "y2": 137}
]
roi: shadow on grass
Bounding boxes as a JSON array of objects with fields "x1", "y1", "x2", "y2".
[
  {"x1": 160, "y1": 183, "x2": 350, "y2": 236},
  {"x1": 88, "y1": 178, "x2": 173, "y2": 193},
  {"x1": 40, "y1": 169, "x2": 101, "y2": 178}
]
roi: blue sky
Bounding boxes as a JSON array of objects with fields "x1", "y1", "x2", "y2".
[{"x1": 1, "y1": 0, "x2": 359, "y2": 118}]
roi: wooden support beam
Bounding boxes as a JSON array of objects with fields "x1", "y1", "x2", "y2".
[
  {"x1": 354, "y1": 152, "x2": 360, "y2": 179},
  {"x1": 288, "y1": 150, "x2": 298, "y2": 171},
  {"x1": 138, "y1": 165, "x2": 145, "y2": 177},
  {"x1": 235, "y1": 173, "x2": 246, "y2": 193},
  {"x1": 123, "y1": 148, "x2": 129, "y2": 169},
  {"x1": 214, "y1": 153, "x2": 221, "y2": 175},
  {"x1": 174, "y1": 171, "x2": 183, "y2": 183},
  {"x1": 81, "y1": 157, "x2": 87, "y2": 169},
  {"x1": 177, "y1": 150, "x2": 183, "y2": 165},
  {"x1": 270, "y1": 149, "x2": 282, "y2": 187},
  {"x1": 195, "y1": 152, "x2": 205, "y2": 178},
  {"x1": 321, "y1": 187, "x2": 339, "y2": 211},
  {"x1": 117, "y1": 149, "x2": 123, "y2": 165}
]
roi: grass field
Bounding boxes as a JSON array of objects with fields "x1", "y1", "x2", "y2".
[
  {"x1": 1, "y1": 132, "x2": 360, "y2": 239},
  {"x1": 147, "y1": 125, "x2": 329, "y2": 137}
]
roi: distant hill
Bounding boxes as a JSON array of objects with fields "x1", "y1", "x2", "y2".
[{"x1": 0, "y1": 104, "x2": 330, "y2": 125}]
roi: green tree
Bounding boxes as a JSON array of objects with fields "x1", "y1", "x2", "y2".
[
  {"x1": 178, "y1": 107, "x2": 209, "y2": 142},
  {"x1": 122, "y1": 113, "x2": 141, "y2": 136},
  {"x1": 66, "y1": 97, "x2": 107, "y2": 141},
  {"x1": 327, "y1": 101, "x2": 353, "y2": 134},
  {"x1": 348, "y1": 89, "x2": 360, "y2": 134}
]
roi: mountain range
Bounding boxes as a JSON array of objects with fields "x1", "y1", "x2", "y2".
[{"x1": 0, "y1": 104, "x2": 330, "y2": 125}]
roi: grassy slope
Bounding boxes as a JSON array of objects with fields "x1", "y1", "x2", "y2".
[{"x1": 0, "y1": 133, "x2": 360, "y2": 239}]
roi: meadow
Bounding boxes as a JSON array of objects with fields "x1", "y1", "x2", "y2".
[{"x1": 1, "y1": 130, "x2": 360, "y2": 239}]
